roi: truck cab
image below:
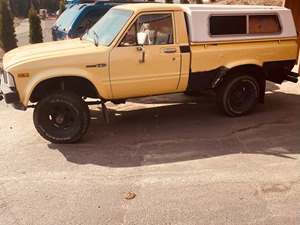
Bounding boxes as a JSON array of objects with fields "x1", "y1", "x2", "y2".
[{"x1": 1, "y1": 4, "x2": 299, "y2": 143}]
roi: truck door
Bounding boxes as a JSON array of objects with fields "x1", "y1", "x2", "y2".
[{"x1": 109, "y1": 12, "x2": 181, "y2": 99}]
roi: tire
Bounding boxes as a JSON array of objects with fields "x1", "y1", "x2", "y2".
[
  {"x1": 33, "y1": 91, "x2": 90, "y2": 144},
  {"x1": 216, "y1": 75, "x2": 260, "y2": 117}
]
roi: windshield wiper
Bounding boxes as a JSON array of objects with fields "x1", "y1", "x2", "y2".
[
  {"x1": 80, "y1": 28, "x2": 89, "y2": 40},
  {"x1": 93, "y1": 31, "x2": 99, "y2": 47}
]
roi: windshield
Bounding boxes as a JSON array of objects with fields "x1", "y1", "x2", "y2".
[
  {"x1": 55, "y1": 5, "x2": 82, "y2": 31},
  {"x1": 83, "y1": 9, "x2": 133, "y2": 46}
]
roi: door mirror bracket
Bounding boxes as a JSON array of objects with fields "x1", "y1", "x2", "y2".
[
  {"x1": 137, "y1": 32, "x2": 147, "y2": 46},
  {"x1": 136, "y1": 46, "x2": 145, "y2": 63}
]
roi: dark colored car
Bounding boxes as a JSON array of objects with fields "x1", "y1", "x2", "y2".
[{"x1": 52, "y1": 1, "x2": 146, "y2": 41}]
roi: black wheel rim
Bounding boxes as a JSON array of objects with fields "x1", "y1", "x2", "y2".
[
  {"x1": 48, "y1": 104, "x2": 75, "y2": 129},
  {"x1": 38, "y1": 101, "x2": 80, "y2": 139},
  {"x1": 228, "y1": 80, "x2": 257, "y2": 114}
]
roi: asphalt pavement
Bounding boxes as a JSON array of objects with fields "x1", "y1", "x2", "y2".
[{"x1": 0, "y1": 18, "x2": 299, "y2": 225}]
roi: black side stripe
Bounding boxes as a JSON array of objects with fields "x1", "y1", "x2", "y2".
[{"x1": 86, "y1": 64, "x2": 107, "y2": 68}]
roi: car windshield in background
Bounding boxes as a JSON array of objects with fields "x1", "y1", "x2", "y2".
[
  {"x1": 55, "y1": 5, "x2": 81, "y2": 31},
  {"x1": 83, "y1": 9, "x2": 133, "y2": 46}
]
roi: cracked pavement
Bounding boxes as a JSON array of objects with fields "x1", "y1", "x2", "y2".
[{"x1": 0, "y1": 80, "x2": 300, "y2": 225}]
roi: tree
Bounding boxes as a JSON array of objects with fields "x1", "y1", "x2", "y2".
[
  {"x1": 165, "y1": 0, "x2": 173, "y2": 3},
  {"x1": 0, "y1": 0, "x2": 17, "y2": 52},
  {"x1": 40, "y1": 0, "x2": 59, "y2": 13},
  {"x1": 59, "y1": 0, "x2": 65, "y2": 15},
  {"x1": 10, "y1": 0, "x2": 30, "y2": 17},
  {"x1": 29, "y1": 7, "x2": 43, "y2": 44}
]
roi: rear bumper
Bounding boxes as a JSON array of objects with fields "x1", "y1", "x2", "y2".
[
  {"x1": 285, "y1": 70, "x2": 299, "y2": 83},
  {"x1": 0, "y1": 70, "x2": 26, "y2": 110}
]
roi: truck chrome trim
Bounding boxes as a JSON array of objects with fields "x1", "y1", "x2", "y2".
[
  {"x1": 0, "y1": 70, "x2": 24, "y2": 109},
  {"x1": 86, "y1": 63, "x2": 107, "y2": 68}
]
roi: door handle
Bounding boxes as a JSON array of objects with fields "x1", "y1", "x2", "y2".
[
  {"x1": 137, "y1": 46, "x2": 145, "y2": 63},
  {"x1": 162, "y1": 48, "x2": 177, "y2": 54}
]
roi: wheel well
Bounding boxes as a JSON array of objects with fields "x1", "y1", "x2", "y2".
[
  {"x1": 30, "y1": 76, "x2": 99, "y2": 103},
  {"x1": 222, "y1": 65, "x2": 266, "y2": 103}
]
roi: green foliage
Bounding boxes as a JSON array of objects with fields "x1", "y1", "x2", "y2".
[
  {"x1": 10, "y1": 0, "x2": 30, "y2": 17},
  {"x1": 29, "y1": 8, "x2": 43, "y2": 44},
  {"x1": 10, "y1": 0, "x2": 60, "y2": 15},
  {"x1": 31, "y1": 0, "x2": 40, "y2": 11},
  {"x1": 40, "y1": 0, "x2": 59, "y2": 13},
  {"x1": 165, "y1": 0, "x2": 173, "y2": 3},
  {"x1": 0, "y1": 0, "x2": 17, "y2": 52},
  {"x1": 59, "y1": 0, "x2": 65, "y2": 15}
]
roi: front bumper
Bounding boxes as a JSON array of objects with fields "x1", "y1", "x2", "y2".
[{"x1": 0, "y1": 69, "x2": 26, "y2": 110}]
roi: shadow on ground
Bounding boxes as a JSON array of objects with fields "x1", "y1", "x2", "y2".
[{"x1": 48, "y1": 83, "x2": 300, "y2": 167}]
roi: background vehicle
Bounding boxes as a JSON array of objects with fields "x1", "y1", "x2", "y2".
[
  {"x1": 1, "y1": 4, "x2": 299, "y2": 143},
  {"x1": 66, "y1": 0, "x2": 81, "y2": 5},
  {"x1": 52, "y1": 1, "x2": 147, "y2": 41},
  {"x1": 52, "y1": 1, "x2": 113, "y2": 40}
]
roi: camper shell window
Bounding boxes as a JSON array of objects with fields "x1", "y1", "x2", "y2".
[
  {"x1": 249, "y1": 15, "x2": 281, "y2": 34},
  {"x1": 210, "y1": 14, "x2": 281, "y2": 36},
  {"x1": 210, "y1": 16, "x2": 247, "y2": 35}
]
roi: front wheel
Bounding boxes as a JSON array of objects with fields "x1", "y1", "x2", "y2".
[
  {"x1": 216, "y1": 75, "x2": 260, "y2": 117},
  {"x1": 33, "y1": 91, "x2": 90, "y2": 144}
]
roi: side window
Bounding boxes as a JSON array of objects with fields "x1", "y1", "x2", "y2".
[
  {"x1": 120, "y1": 13, "x2": 174, "y2": 46},
  {"x1": 210, "y1": 16, "x2": 247, "y2": 35},
  {"x1": 120, "y1": 22, "x2": 137, "y2": 46},
  {"x1": 249, "y1": 15, "x2": 281, "y2": 34}
]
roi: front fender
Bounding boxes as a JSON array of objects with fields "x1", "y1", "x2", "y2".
[{"x1": 21, "y1": 67, "x2": 111, "y2": 106}]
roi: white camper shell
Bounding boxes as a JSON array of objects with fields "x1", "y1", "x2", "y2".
[{"x1": 182, "y1": 4, "x2": 297, "y2": 43}]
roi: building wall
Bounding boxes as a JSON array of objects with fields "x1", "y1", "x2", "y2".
[
  {"x1": 284, "y1": 0, "x2": 300, "y2": 33},
  {"x1": 284, "y1": 0, "x2": 300, "y2": 72}
]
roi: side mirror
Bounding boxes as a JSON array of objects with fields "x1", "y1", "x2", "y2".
[{"x1": 137, "y1": 32, "x2": 147, "y2": 45}]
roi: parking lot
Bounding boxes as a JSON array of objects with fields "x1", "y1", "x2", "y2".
[
  {"x1": 0, "y1": 16, "x2": 300, "y2": 225},
  {"x1": 0, "y1": 79, "x2": 300, "y2": 224}
]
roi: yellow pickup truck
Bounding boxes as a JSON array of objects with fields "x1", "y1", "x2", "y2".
[{"x1": 0, "y1": 4, "x2": 299, "y2": 143}]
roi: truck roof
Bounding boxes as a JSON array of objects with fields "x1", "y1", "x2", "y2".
[
  {"x1": 183, "y1": 4, "x2": 283, "y2": 10},
  {"x1": 114, "y1": 3, "x2": 183, "y2": 12},
  {"x1": 115, "y1": 3, "x2": 285, "y2": 12}
]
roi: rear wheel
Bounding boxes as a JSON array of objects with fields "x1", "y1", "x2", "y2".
[
  {"x1": 33, "y1": 91, "x2": 90, "y2": 144},
  {"x1": 216, "y1": 75, "x2": 260, "y2": 117}
]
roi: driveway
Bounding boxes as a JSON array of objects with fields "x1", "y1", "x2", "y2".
[
  {"x1": 0, "y1": 16, "x2": 299, "y2": 225},
  {"x1": 0, "y1": 80, "x2": 299, "y2": 225}
]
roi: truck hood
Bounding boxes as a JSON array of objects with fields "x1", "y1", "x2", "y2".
[{"x1": 3, "y1": 39, "x2": 95, "y2": 70}]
